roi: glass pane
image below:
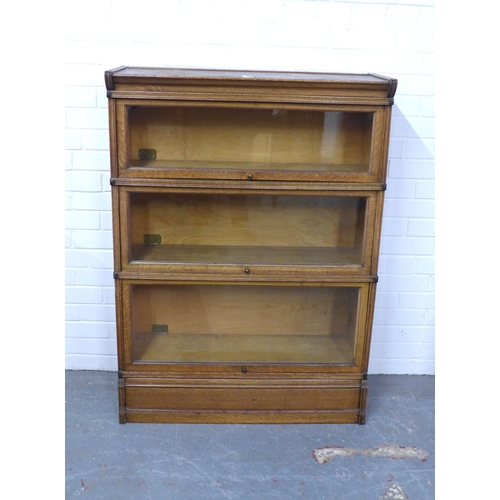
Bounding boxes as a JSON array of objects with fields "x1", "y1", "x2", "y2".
[
  {"x1": 130, "y1": 284, "x2": 359, "y2": 364},
  {"x1": 127, "y1": 106, "x2": 373, "y2": 173},
  {"x1": 129, "y1": 192, "x2": 366, "y2": 267}
]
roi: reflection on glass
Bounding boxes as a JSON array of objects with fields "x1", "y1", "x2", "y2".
[
  {"x1": 127, "y1": 106, "x2": 373, "y2": 173},
  {"x1": 130, "y1": 284, "x2": 359, "y2": 364},
  {"x1": 129, "y1": 192, "x2": 366, "y2": 266}
]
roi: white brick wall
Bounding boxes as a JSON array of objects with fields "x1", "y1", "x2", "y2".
[{"x1": 64, "y1": 0, "x2": 435, "y2": 374}]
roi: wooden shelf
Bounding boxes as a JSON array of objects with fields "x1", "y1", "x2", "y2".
[
  {"x1": 131, "y1": 244, "x2": 363, "y2": 266},
  {"x1": 129, "y1": 159, "x2": 368, "y2": 173},
  {"x1": 133, "y1": 333, "x2": 354, "y2": 364}
]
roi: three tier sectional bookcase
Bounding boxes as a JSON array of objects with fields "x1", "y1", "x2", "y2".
[{"x1": 105, "y1": 66, "x2": 397, "y2": 424}]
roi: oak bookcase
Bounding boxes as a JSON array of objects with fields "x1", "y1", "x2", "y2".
[{"x1": 105, "y1": 66, "x2": 397, "y2": 424}]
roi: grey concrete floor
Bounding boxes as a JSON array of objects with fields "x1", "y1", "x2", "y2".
[{"x1": 66, "y1": 371, "x2": 434, "y2": 499}]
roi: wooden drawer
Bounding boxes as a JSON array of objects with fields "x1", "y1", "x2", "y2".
[{"x1": 121, "y1": 378, "x2": 364, "y2": 424}]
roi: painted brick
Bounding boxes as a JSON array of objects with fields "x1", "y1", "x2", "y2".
[
  {"x1": 79, "y1": 305, "x2": 116, "y2": 322},
  {"x1": 66, "y1": 152, "x2": 74, "y2": 170},
  {"x1": 64, "y1": 42, "x2": 101, "y2": 65},
  {"x1": 380, "y1": 236, "x2": 434, "y2": 256},
  {"x1": 388, "y1": 159, "x2": 435, "y2": 179},
  {"x1": 368, "y1": 359, "x2": 434, "y2": 375},
  {"x1": 65, "y1": 130, "x2": 82, "y2": 150},
  {"x1": 416, "y1": 257, "x2": 435, "y2": 275},
  {"x1": 405, "y1": 139, "x2": 435, "y2": 159},
  {"x1": 373, "y1": 309, "x2": 425, "y2": 326},
  {"x1": 97, "y1": 87, "x2": 110, "y2": 109},
  {"x1": 377, "y1": 256, "x2": 387, "y2": 273},
  {"x1": 64, "y1": 63, "x2": 107, "y2": 86},
  {"x1": 386, "y1": 180, "x2": 415, "y2": 199},
  {"x1": 66, "y1": 250, "x2": 113, "y2": 271},
  {"x1": 66, "y1": 250, "x2": 92, "y2": 268},
  {"x1": 373, "y1": 325, "x2": 435, "y2": 343},
  {"x1": 420, "y1": 97, "x2": 435, "y2": 117},
  {"x1": 66, "y1": 305, "x2": 80, "y2": 321},
  {"x1": 100, "y1": 212, "x2": 113, "y2": 230},
  {"x1": 67, "y1": 19, "x2": 133, "y2": 44},
  {"x1": 66, "y1": 321, "x2": 114, "y2": 339},
  {"x1": 394, "y1": 326, "x2": 435, "y2": 343},
  {"x1": 397, "y1": 0, "x2": 435, "y2": 9},
  {"x1": 419, "y1": 7, "x2": 435, "y2": 30},
  {"x1": 395, "y1": 29, "x2": 434, "y2": 52},
  {"x1": 103, "y1": 288, "x2": 116, "y2": 305},
  {"x1": 65, "y1": 338, "x2": 86, "y2": 353},
  {"x1": 384, "y1": 256, "x2": 417, "y2": 275},
  {"x1": 283, "y1": 1, "x2": 318, "y2": 23},
  {"x1": 398, "y1": 293, "x2": 435, "y2": 309},
  {"x1": 160, "y1": 21, "x2": 262, "y2": 46},
  {"x1": 71, "y1": 193, "x2": 111, "y2": 211},
  {"x1": 65, "y1": 211, "x2": 100, "y2": 230},
  {"x1": 375, "y1": 51, "x2": 423, "y2": 75},
  {"x1": 370, "y1": 341, "x2": 423, "y2": 358},
  {"x1": 65, "y1": 354, "x2": 117, "y2": 371},
  {"x1": 390, "y1": 117, "x2": 435, "y2": 138},
  {"x1": 66, "y1": 108, "x2": 109, "y2": 130},
  {"x1": 350, "y1": 5, "x2": 387, "y2": 27},
  {"x1": 82, "y1": 130, "x2": 110, "y2": 150},
  {"x1": 316, "y1": 3, "x2": 351, "y2": 26},
  {"x1": 71, "y1": 230, "x2": 113, "y2": 249},
  {"x1": 65, "y1": 86, "x2": 97, "y2": 108},
  {"x1": 86, "y1": 250, "x2": 114, "y2": 269},
  {"x1": 388, "y1": 138, "x2": 405, "y2": 158},
  {"x1": 144, "y1": 0, "x2": 181, "y2": 16},
  {"x1": 80, "y1": 338, "x2": 117, "y2": 356},
  {"x1": 347, "y1": 0, "x2": 398, "y2": 4},
  {"x1": 381, "y1": 218, "x2": 407, "y2": 236},
  {"x1": 425, "y1": 310, "x2": 435, "y2": 326},
  {"x1": 378, "y1": 275, "x2": 430, "y2": 292},
  {"x1": 422, "y1": 55, "x2": 435, "y2": 76},
  {"x1": 374, "y1": 292, "x2": 399, "y2": 309},
  {"x1": 392, "y1": 97, "x2": 422, "y2": 117},
  {"x1": 428, "y1": 275, "x2": 434, "y2": 292},
  {"x1": 177, "y1": 0, "x2": 215, "y2": 19},
  {"x1": 384, "y1": 199, "x2": 434, "y2": 218},
  {"x1": 66, "y1": 287, "x2": 103, "y2": 304},
  {"x1": 67, "y1": 0, "x2": 112, "y2": 18},
  {"x1": 385, "y1": 6, "x2": 420, "y2": 28},
  {"x1": 407, "y1": 219, "x2": 435, "y2": 237},
  {"x1": 422, "y1": 343, "x2": 435, "y2": 360},
  {"x1": 216, "y1": 0, "x2": 282, "y2": 24},
  {"x1": 396, "y1": 76, "x2": 435, "y2": 97},
  {"x1": 264, "y1": 24, "x2": 328, "y2": 48},
  {"x1": 66, "y1": 269, "x2": 77, "y2": 285},
  {"x1": 76, "y1": 269, "x2": 114, "y2": 287},
  {"x1": 66, "y1": 193, "x2": 72, "y2": 210},
  {"x1": 329, "y1": 28, "x2": 395, "y2": 51},
  {"x1": 371, "y1": 326, "x2": 398, "y2": 342},
  {"x1": 65, "y1": 172, "x2": 103, "y2": 192}
]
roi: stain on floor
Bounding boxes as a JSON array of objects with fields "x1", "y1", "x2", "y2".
[
  {"x1": 312, "y1": 444, "x2": 429, "y2": 464},
  {"x1": 379, "y1": 483, "x2": 408, "y2": 499}
]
